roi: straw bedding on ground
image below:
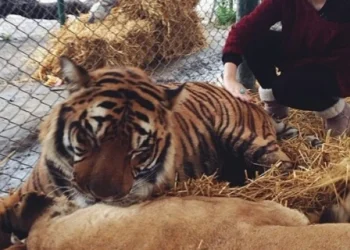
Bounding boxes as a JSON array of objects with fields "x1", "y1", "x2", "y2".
[
  {"x1": 32, "y1": 0, "x2": 206, "y2": 84},
  {"x1": 166, "y1": 95, "x2": 350, "y2": 214}
]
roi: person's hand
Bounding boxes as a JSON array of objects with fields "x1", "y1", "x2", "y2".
[{"x1": 224, "y1": 79, "x2": 253, "y2": 103}]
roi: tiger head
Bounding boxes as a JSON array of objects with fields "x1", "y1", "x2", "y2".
[{"x1": 39, "y1": 57, "x2": 186, "y2": 207}]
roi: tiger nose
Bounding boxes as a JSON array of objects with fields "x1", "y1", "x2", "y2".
[{"x1": 88, "y1": 182, "x2": 126, "y2": 199}]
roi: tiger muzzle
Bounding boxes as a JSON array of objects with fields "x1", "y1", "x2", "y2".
[{"x1": 73, "y1": 139, "x2": 134, "y2": 200}]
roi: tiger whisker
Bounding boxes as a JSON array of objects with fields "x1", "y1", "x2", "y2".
[
  {"x1": 132, "y1": 176, "x2": 156, "y2": 190},
  {"x1": 66, "y1": 192, "x2": 79, "y2": 201},
  {"x1": 44, "y1": 181, "x2": 72, "y2": 190},
  {"x1": 46, "y1": 186, "x2": 75, "y2": 197}
]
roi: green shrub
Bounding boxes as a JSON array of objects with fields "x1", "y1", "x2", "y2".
[{"x1": 215, "y1": 0, "x2": 236, "y2": 26}]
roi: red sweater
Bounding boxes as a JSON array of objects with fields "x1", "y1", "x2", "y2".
[{"x1": 223, "y1": 0, "x2": 350, "y2": 97}]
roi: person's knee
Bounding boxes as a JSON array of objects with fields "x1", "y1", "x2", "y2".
[
  {"x1": 244, "y1": 43, "x2": 268, "y2": 61},
  {"x1": 243, "y1": 30, "x2": 281, "y2": 59}
]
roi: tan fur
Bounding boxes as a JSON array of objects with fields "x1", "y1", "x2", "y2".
[
  {"x1": 5, "y1": 245, "x2": 27, "y2": 250},
  {"x1": 3, "y1": 193, "x2": 350, "y2": 250},
  {"x1": 4, "y1": 245, "x2": 27, "y2": 250}
]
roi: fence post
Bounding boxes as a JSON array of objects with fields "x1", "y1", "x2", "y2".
[
  {"x1": 236, "y1": 0, "x2": 259, "y2": 90},
  {"x1": 57, "y1": 0, "x2": 66, "y2": 25}
]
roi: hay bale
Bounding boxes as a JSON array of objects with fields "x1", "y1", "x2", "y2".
[
  {"x1": 165, "y1": 97, "x2": 350, "y2": 214},
  {"x1": 32, "y1": 0, "x2": 207, "y2": 83}
]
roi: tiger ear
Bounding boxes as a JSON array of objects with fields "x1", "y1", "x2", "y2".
[
  {"x1": 163, "y1": 84, "x2": 186, "y2": 109},
  {"x1": 59, "y1": 56, "x2": 90, "y2": 94}
]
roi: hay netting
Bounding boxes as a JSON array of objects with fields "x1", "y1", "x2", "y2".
[
  {"x1": 32, "y1": 0, "x2": 206, "y2": 84},
  {"x1": 166, "y1": 97, "x2": 350, "y2": 213}
]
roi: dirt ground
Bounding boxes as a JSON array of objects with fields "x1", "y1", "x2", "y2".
[{"x1": 0, "y1": 0, "x2": 229, "y2": 194}]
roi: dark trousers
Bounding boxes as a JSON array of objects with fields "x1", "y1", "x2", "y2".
[{"x1": 244, "y1": 31, "x2": 340, "y2": 111}]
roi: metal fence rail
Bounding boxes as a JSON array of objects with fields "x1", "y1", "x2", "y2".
[{"x1": 0, "y1": 0, "x2": 237, "y2": 195}]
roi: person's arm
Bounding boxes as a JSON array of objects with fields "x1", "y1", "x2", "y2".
[
  {"x1": 223, "y1": 62, "x2": 254, "y2": 102},
  {"x1": 222, "y1": 0, "x2": 283, "y2": 101}
]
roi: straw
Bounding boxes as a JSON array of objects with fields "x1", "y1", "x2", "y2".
[
  {"x1": 166, "y1": 95, "x2": 350, "y2": 213},
  {"x1": 31, "y1": 0, "x2": 207, "y2": 84}
]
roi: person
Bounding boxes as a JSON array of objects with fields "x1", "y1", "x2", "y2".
[{"x1": 222, "y1": 0, "x2": 350, "y2": 136}]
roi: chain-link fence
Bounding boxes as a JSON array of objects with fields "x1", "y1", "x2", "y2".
[{"x1": 0, "y1": 0, "x2": 239, "y2": 195}]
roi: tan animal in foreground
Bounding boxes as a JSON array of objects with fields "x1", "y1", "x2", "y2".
[{"x1": 2, "y1": 192, "x2": 350, "y2": 250}]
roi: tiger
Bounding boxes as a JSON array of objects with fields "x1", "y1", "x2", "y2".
[
  {"x1": 4, "y1": 56, "x2": 297, "y2": 210},
  {"x1": 3, "y1": 191, "x2": 350, "y2": 250}
]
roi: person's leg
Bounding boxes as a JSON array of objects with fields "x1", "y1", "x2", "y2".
[
  {"x1": 271, "y1": 64, "x2": 350, "y2": 136},
  {"x1": 243, "y1": 30, "x2": 288, "y2": 119}
]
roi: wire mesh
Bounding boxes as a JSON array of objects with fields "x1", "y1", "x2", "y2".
[{"x1": 0, "y1": 0, "x2": 238, "y2": 195}]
